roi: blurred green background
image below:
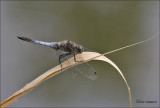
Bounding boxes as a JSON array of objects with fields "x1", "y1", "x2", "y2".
[{"x1": 1, "y1": 1, "x2": 159, "y2": 107}]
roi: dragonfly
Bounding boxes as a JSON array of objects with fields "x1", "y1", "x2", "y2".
[{"x1": 17, "y1": 36, "x2": 97, "y2": 80}]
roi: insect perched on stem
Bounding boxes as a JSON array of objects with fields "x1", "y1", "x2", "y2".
[{"x1": 17, "y1": 36, "x2": 97, "y2": 80}]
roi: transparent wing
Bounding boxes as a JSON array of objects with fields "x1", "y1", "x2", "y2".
[
  {"x1": 74, "y1": 54, "x2": 97, "y2": 80},
  {"x1": 55, "y1": 48, "x2": 97, "y2": 80}
]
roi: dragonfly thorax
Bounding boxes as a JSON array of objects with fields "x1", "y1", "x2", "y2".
[{"x1": 57, "y1": 40, "x2": 84, "y2": 54}]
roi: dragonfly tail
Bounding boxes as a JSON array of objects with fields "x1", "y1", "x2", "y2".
[
  {"x1": 17, "y1": 36, "x2": 33, "y2": 43},
  {"x1": 17, "y1": 36, "x2": 57, "y2": 48}
]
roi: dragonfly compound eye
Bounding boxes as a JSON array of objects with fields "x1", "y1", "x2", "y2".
[{"x1": 77, "y1": 45, "x2": 84, "y2": 53}]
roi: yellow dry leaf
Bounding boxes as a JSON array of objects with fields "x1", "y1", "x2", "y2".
[{"x1": 1, "y1": 51, "x2": 131, "y2": 108}]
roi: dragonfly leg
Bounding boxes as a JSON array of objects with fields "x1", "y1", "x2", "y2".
[
  {"x1": 74, "y1": 54, "x2": 84, "y2": 62},
  {"x1": 59, "y1": 53, "x2": 71, "y2": 69}
]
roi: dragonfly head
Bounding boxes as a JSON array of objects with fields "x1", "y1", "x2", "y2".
[{"x1": 76, "y1": 45, "x2": 84, "y2": 53}]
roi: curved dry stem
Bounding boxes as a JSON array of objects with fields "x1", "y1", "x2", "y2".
[
  {"x1": 1, "y1": 52, "x2": 126, "y2": 107},
  {"x1": 1, "y1": 32, "x2": 159, "y2": 108}
]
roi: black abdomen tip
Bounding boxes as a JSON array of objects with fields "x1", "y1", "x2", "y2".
[{"x1": 17, "y1": 36, "x2": 32, "y2": 42}]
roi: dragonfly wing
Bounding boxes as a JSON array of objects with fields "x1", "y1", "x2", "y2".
[
  {"x1": 75, "y1": 62, "x2": 97, "y2": 80},
  {"x1": 55, "y1": 48, "x2": 97, "y2": 80},
  {"x1": 74, "y1": 54, "x2": 97, "y2": 80}
]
